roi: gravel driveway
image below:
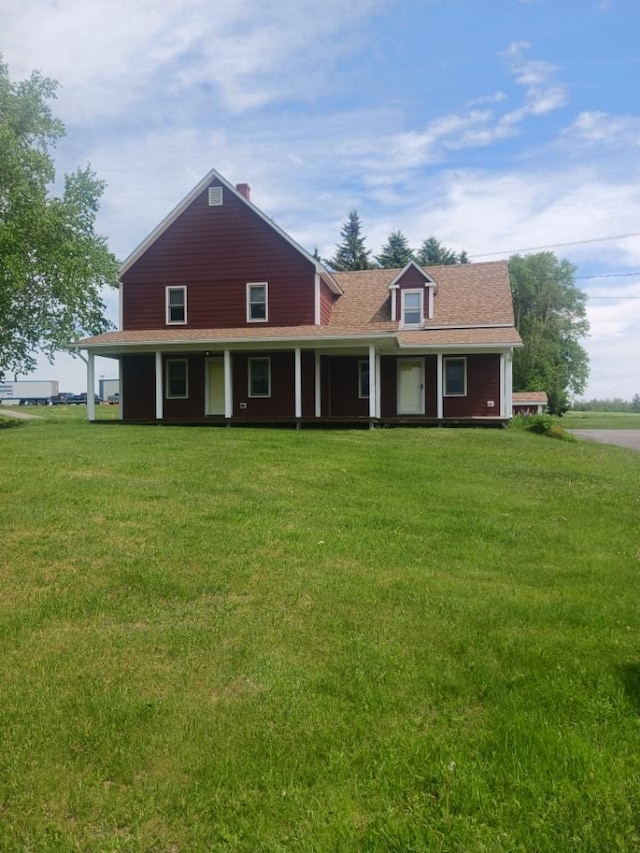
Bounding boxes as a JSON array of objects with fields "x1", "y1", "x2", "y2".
[
  {"x1": 569, "y1": 430, "x2": 640, "y2": 452},
  {"x1": 0, "y1": 408, "x2": 42, "y2": 420}
]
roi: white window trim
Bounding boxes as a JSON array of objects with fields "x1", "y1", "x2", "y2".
[
  {"x1": 400, "y1": 288, "x2": 424, "y2": 328},
  {"x1": 166, "y1": 286, "x2": 187, "y2": 325},
  {"x1": 358, "y1": 359, "x2": 370, "y2": 399},
  {"x1": 166, "y1": 358, "x2": 189, "y2": 399},
  {"x1": 444, "y1": 356, "x2": 467, "y2": 397},
  {"x1": 246, "y1": 282, "x2": 268, "y2": 323},
  {"x1": 248, "y1": 357, "x2": 271, "y2": 398}
]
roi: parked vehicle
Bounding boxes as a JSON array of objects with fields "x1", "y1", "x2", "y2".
[
  {"x1": 0, "y1": 380, "x2": 59, "y2": 406},
  {"x1": 107, "y1": 393, "x2": 120, "y2": 405}
]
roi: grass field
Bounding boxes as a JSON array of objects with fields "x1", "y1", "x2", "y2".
[
  {"x1": 1, "y1": 414, "x2": 639, "y2": 851},
  {"x1": 561, "y1": 411, "x2": 640, "y2": 430}
]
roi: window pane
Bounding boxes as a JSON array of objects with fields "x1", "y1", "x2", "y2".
[
  {"x1": 249, "y1": 359, "x2": 270, "y2": 397},
  {"x1": 248, "y1": 285, "x2": 267, "y2": 321},
  {"x1": 359, "y1": 361, "x2": 370, "y2": 398},
  {"x1": 167, "y1": 361, "x2": 187, "y2": 398},
  {"x1": 445, "y1": 360, "x2": 465, "y2": 395},
  {"x1": 402, "y1": 291, "x2": 422, "y2": 325},
  {"x1": 168, "y1": 289, "x2": 185, "y2": 323}
]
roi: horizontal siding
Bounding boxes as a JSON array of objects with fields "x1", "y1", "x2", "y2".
[
  {"x1": 123, "y1": 180, "x2": 316, "y2": 330},
  {"x1": 443, "y1": 354, "x2": 501, "y2": 418},
  {"x1": 320, "y1": 280, "x2": 334, "y2": 325}
]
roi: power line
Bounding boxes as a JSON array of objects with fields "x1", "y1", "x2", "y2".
[
  {"x1": 471, "y1": 231, "x2": 640, "y2": 259},
  {"x1": 576, "y1": 271, "x2": 640, "y2": 279},
  {"x1": 587, "y1": 296, "x2": 640, "y2": 300}
]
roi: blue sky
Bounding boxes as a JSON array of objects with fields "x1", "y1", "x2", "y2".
[{"x1": 3, "y1": 0, "x2": 639, "y2": 399}]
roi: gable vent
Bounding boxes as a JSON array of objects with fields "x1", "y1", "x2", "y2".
[{"x1": 208, "y1": 186, "x2": 223, "y2": 206}]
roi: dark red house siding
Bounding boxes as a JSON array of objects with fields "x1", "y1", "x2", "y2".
[
  {"x1": 320, "y1": 280, "x2": 335, "y2": 325},
  {"x1": 380, "y1": 356, "x2": 437, "y2": 418},
  {"x1": 122, "y1": 180, "x2": 316, "y2": 331},
  {"x1": 163, "y1": 354, "x2": 205, "y2": 420},
  {"x1": 328, "y1": 356, "x2": 368, "y2": 417},
  {"x1": 443, "y1": 354, "x2": 501, "y2": 418},
  {"x1": 232, "y1": 351, "x2": 296, "y2": 418},
  {"x1": 121, "y1": 354, "x2": 155, "y2": 420}
]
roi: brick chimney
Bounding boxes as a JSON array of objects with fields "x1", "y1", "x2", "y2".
[{"x1": 235, "y1": 183, "x2": 251, "y2": 201}]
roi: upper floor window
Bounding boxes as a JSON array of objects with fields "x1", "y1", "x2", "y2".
[
  {"x1": 401, "y1": 289, "x2": 423, "y2": 327},
  {"x1": 444, "y1": 357, "x2": 467, "y2": 396},
  {"x1": 166, "y1": 359, "x2": 188, "y2": 398},
  {"x1": 247, "y1": 282, "x2": 268, "y2": 323},
  {"x1": 248, "y1": 357, "x2": 271, "y2": 397},
  {"x1": 166, "y1": 286, "x2": 187, "y2": 325}
]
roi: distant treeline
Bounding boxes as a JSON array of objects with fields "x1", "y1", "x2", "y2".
[{"x1": 572, "y1": 395, "x2": 640, "y2": 412}]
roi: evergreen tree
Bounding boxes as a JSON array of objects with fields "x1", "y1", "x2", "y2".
[
  {"x1": 417, "y1": 236, "x2": 466, "y2": 266},
  {"x1": 328, "y1": 210, "x2": 374, "y2": 271},
  {"x1": 375, "y1": 230, "x2": 415, "y2": 268},
  {"x1": 509, "y1": 252, "x2": 590, "y2": 415}
]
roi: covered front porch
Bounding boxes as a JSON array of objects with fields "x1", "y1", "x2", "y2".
[{"x1": 81, "y1": 338, "x2": 514, "y2": 426}]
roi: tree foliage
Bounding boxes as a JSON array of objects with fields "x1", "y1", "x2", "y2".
[
  {"x1": 417, "y1": 236, "x2": 468, "y2": 266},
  {"x1": 509, "y1": 252, "x2": 589, "y2": 415},
  {"x1": 327, "y1": 209, "x2": 374, "y2": 271},
  {"x1": 376, "y1": 229, "x2": 415, "y2": 268},
  {"x1": 0, "y1": 59, "x2": 119, "y2": 378}
]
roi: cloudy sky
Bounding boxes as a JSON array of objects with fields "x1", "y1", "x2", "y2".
[{"x1": 3, "y1": 0, "x2": 639, "y2": 399}]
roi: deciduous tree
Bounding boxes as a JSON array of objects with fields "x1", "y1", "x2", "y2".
[
  {"x1": 509, "y1": 252, "x2": 589, "y2": 414},
  {"x1": 0, "y1": 59, "x2": 118, "y2": 378}
]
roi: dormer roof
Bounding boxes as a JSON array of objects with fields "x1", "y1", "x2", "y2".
[{"x1": 387, "y1": 260, "x2": 438, "y2": 292}]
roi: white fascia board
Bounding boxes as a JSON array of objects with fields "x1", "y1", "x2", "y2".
[
  {"x1": 397, "y1": 342, "x2": 521, "y2": 354},
  {"x1": 388, "y1": 260, "x2": 438, "y2": 290},
  {"x1": 119, "y1": 168, "x2": 342, "y2": 294}
]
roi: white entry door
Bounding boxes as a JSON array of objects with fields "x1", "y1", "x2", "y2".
[
  {"x1": 397, "y1": 359, "x2": 424, "y2": 415},
  {"x1": 206, "y1": 359, "x2": 225, "y2": 415}
]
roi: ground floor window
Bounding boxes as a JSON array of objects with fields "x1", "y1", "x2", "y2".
[
  {"x1": 444, "y1": 357, "x2": 466, "y2": 396},
  {"x1": 358, "y1": 360, "x2": 370, "y2": 398},
  {"x1": 166, "y1": 359, "x2": 188, "y2": 398},
  {"x1": 248, "y1": 357, "x2": 271, "y2": 397}
]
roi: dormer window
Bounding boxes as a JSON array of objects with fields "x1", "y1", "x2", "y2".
[
  {"x1": 166, "y1": 286, "x2": 187, "y2": 325},
  {"x1": 401, "y1": 289, "x2": 423, "y2": 327}
]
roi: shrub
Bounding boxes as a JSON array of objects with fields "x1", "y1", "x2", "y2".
[{"x1": 525, "y1": 414, "x2": 555, "y2": 435}]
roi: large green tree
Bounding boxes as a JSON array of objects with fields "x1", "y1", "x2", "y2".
[
  {"x1": 417, "y1": 236, "x2": 468, "y2": 266},
  {"x1": 0, "y1": 59, "x2": 118, "y2": 378},
  {"x1": 376, "y1": 229, "x2": 415, "y2": 268},
  {"x1": 327, "y1": 209, "x2": 374, "y2": 271},
  {"x1": 509, "y1": 252, "x2": 589, "y2": 414}
]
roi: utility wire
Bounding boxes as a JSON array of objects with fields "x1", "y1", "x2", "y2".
[{"x1": 471, "y1": 231, "x2": 640, "y2": 258}]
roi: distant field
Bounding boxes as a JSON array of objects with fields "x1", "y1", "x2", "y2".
[
  {"x1": 561, "y1": 410, "x2": 640, "y2": 429},
  {"x1": 1, "y1": 418, "x2": 639, "y2": 851}
]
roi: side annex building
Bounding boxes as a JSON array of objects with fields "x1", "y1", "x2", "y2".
[{"x1": 74, "y1": 169, "x2": 522, "y2": 426}]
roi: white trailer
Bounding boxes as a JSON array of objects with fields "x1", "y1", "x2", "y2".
[{"x1": 0, "y1": 380, "x2": 60, "y2": 406}]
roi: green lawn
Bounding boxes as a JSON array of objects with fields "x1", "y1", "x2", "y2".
[
  {"x1": 1, "y1": 418, "x2": 639, "y2": 851},
  {"x1": 561, "y1": 410, "x2": 640, "y2": 429}
]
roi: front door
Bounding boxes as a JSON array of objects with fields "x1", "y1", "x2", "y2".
[
  {"x1": 206, "y1": 358, "x2": 225, "y2": 415},
  {"x1": 397, "y1": 358, "x2": 424, "y2": 415}
]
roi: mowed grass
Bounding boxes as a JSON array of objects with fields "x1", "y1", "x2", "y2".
[
  {"x1": 1, "y1": 417, "x2": 639, "y2": 851},
  {"x1": 561, "y1": 410, "x2": 640, "y2": 429}
]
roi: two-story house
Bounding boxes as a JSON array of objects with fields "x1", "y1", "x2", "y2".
[{"x1": 73, "y1": 168, "x2": 522, "y2": 425}]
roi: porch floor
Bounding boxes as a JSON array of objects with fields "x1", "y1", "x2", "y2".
[{"x1": 92, "y1": 415, "x2": 510, "y2": 429}]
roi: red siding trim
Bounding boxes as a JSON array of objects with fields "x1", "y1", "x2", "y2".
[
  {"x1": 320, "y1": 279, "x2": 335, "y2": 325},
  {"x1": 443, "y1": 354, "x2": 500, "y2": 418}
]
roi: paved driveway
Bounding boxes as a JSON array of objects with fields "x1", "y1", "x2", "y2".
[{"x1": 569, "y1": 430, "x2": 640, "y2": 452}]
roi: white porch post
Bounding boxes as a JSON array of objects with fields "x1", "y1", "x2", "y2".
[
  {"x1": 155, "y1": 351, "x2": 163, "y2": 420},
  {"x1": 504, "y1": 350, "x2": 513, "y2": 418},
  {"x1": 500, "y1": 353, "x2": 506, "y2": 417},
  {"x1": 314, "y1": 352, "x2": 321, "y2": 417},
  {"x1": 224, "y1": 349, "x2": 233, "y2": 419},
  {"x1": 87, "y1": 351, "x2": 95, "y2": 421},
  {"x1": 375, "y1": 351, "x2": 381, "y2": 419},
  {"x1": 294, "y1": 347, "x2": 302, "y2": 418},
  {"x1": 368, "y1": 345, "x2": 377, "y2": 419},
  {"x1": 436, "y1": 353, "x2": 443, "y2": 419}
]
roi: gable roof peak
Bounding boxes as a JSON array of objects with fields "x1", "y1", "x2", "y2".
[{"x1": 388, "y1": 259, "x2": 438, "y2": 291}]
